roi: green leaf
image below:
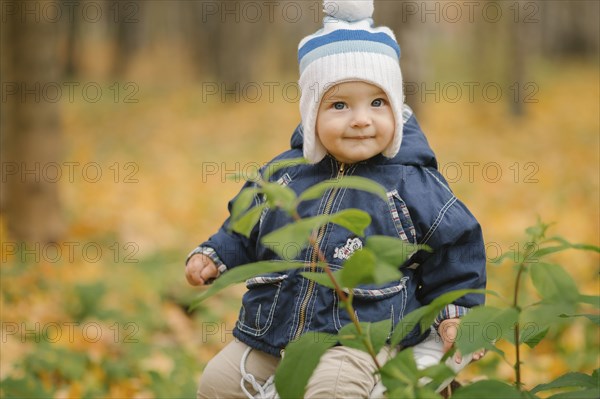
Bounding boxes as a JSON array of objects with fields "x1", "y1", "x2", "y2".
[
  {"x1": 414, "y1": 386, "x2": 442, "y2": 399},
  {"x1": 389, "y1": 306, "x2": 433, "y2": 348},
  {"x1": 455, "y1": 306, "x2": 519, "y2": 355},
  {"x1": 274, "y1": 331, "x2": 337, "y2": 399},
  {"x1": 486, "y1": 345, "x2": 507, "y2": 359},
  {"x1": 451, "y1": 380, "x2": 525, "y2": 399},
  {"x1": 261, "y1": 209, "x2": 371, "y2": 258},
  {"x1": 522, "y1": 326, "x2": 549, "y2": 348},
  {"x1": 428, "y1": 289, "x2": 486, "y2": 310},
  {"x1": 366, "y1": 235, "x2": 431, "y2": 267},
  {"x1": 545, "y1": 236, "x2": 600, "y2": 253},
  {"x1": 531, "y1": 371, "x2": 597, "y2": 394},
  {"x1": 419, "y1": 363, "x2": 455, "y2": 394},
  {"x1": 569, "y1": 243, "x2": 600, "y2": 253},
  {"x1": 387, "y1": 386, "x2": 417, "y2": 399},
  {"x1": 578, "y1": 294, "x2": 600, "y2": 308},
  {"x1": 329, "y1": 209, "x2": 372, "y2": 236},
  {"x1": 301, "y1": 270, "x2": 339, "y2": 290},
  {"x1": 533, "y1": 244, "x2": 570, "y2": 259},
  {"x1": 530, "y1": 263, "x2": 580, "y2": 303},
  {"x1": 367, "y1": 319, "x2": 394, "y2": 354},
  {"x1": 580, "y1": 313, "x2": 599, "y2": 325},
  {"x1": 340, "y1": 249, "x2": 376, "y2": 289},
  {"x1": 380, "y1": 348, "x2": 450, "y2": 398},
  {"x1": 525, "y1": 219, "x2": 552, "y2": 241},
  {"x1": 298, "y1": 176, "x2": 387, "y2": 203},
  {"x1": 389, "y1": 289, "x2": 485, "y2": 347},
  {"x1": 189, "y1": 261, "x2": 305, "y2": 308},
  {"x1": 520, "y1": 303, "x2": 577, "y2": 331},
  {"x1": 548, "y1": 389, "x2": 600, "y2": 399},
  {"x1": 262, "y1": 182, "x2": 297, "y2": 212},
  {"x1": 261, "y1": 215, "x2": 327, "y2": 257},
  {"x1": 230, "y1": 187, "x2": 259, "y2": 223},
  {"x1": 337, "y1": 319, "x2": 391, "y2": 355},
  {"x1": 262, "y1": 157, "x2": 308, "y2": 180},
  {"x1": 373, "y1": 261, "x2": 403, "y2": 285},
  {"x1": 560, "y1": 313, "x2": 600, "y2": 325},
  {"x1": 380, "y1": 348, "x2": 420, "y2": 393},
  {"x1": 226, "y1": 171, "x2": 259, "y2": 182},
  {"x1": 230, "y1": 203, "x2": 267, "y2": 237}
]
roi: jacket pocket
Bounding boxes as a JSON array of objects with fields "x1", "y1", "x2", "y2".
[
  {"x1": 237, "y1": 274, "x2": 288, "y2": 337},
  {"x1": 386, "y1": 190, "x2": 417, "y2": 244},
  {"x1": 333, "y1": 277, "x2": 409, "y2": 332}
]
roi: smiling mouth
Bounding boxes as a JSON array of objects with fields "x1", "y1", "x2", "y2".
[{"x1": 345, "y1": 136, "x2": 375, "y2": 140}]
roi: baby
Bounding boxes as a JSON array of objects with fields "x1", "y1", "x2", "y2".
[{"x1": 186, "y1": 1, "x2": 486, "y2": 397}]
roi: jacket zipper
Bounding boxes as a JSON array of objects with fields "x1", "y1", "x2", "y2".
[{"x1": 292, "y1": 162, "x2": 345, "y2": 340}]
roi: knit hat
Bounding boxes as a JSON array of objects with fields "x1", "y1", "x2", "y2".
[{"x1": 298, "y1": 0, "x2": 404, "y2": 164}]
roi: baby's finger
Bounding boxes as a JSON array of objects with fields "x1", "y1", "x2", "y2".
[
  {"x1": 199, "y1": 262, "x2": 218, "y2": 283},
  {"x1": 453, "y1": 349, "x2": 463, "y2": 364},
  {"x1": 442, "y1": 340, "x2": 453, "y2": 354},
  {"x1": 472, "y1": 350, "x2": 486, "y2": 361},
  {"x1": 185, "y1": 265, "x2": 204, "y2": 286}
]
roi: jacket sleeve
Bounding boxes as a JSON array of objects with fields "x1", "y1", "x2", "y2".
[
  {"x1": 186, "y1": 179, "x2": 262, "y2": 272},
  {"x1": 415, "y1": 196, "x2": 487, "y2": 328}
]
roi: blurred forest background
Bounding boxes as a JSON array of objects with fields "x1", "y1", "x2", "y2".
[{"x1": 1, "y1": 0, "x2": 598, "y2": 397}]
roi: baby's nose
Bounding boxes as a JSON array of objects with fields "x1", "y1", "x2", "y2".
[{"x1": 351, "y1": 109, "x2": 372, "y2": 127}]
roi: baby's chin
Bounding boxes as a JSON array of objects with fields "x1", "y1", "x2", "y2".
[{"x1": 332, "y1": 150, "x2": 382, "y2": 164}]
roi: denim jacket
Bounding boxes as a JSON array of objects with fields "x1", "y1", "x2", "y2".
[{"x1": 189, "y1": 106, "x2": 486, "y2": 357}]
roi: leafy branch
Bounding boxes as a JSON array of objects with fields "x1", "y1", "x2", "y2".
[
  {"x1": 191, "y1": 162, "x2": 600, "y2": 398},
  {"x1": 452, "y1": 218, "x2": 599, "y2": 398}
]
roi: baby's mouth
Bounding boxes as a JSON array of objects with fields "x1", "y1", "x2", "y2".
[{"x1": 345, "y1": 135, "x2": 375, "y2": 140}]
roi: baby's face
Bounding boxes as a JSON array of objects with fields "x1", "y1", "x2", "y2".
[{"x1": 316, "y1": 81, "x2": 395, "y2": 164}]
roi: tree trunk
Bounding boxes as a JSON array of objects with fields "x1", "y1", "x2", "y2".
[
  {"x1": 508, "y1": 1, "x2": 527, "y2": 117},
  {"x1": 111, "y1": 0, "x2": 142, "y2": 77},
  {"x1": 2, "y1": 0, "x2": 65, "y2": 243}
]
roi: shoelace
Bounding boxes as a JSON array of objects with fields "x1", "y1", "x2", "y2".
[{"x1": 240, "y1": 347, "x2": 278, "y2": 399}]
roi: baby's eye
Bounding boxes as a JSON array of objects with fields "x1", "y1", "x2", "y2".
[
  {"x1": 371, "y1": 98, "x2": 386, "y2": 107},
  {"x1": 333, "y1": 102, "x2": 346, "y2": 110}
]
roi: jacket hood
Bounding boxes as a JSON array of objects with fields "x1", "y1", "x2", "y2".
[{"x1": 290, "y1": 111, "x2": 438, "y2": 169}]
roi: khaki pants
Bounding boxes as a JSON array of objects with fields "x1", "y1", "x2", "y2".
[{"x1": 197, "y1": 331, "x2": 468, "y2": 399}]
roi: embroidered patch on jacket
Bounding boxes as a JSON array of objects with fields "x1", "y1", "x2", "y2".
[{"x1": 333, "y1": 237, "x2": 363, "y2": 260}]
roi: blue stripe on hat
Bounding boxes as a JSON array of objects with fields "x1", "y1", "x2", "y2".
[
  {"x1": 298, "y1": 29, "x2": 400, "y2": 62},
  {"x1": 299, "y1": 40, "x2": 399, "y2": 73}
]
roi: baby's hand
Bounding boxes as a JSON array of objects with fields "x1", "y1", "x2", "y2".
[
  {"x1": 185, "y1": 254, "x2": 219, "y2": 286},
  {"x1": 438, "y1": 318, "x2": 486, "y2": 364}
]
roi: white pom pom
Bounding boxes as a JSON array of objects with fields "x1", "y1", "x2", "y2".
[{"x1": 323, "y1": 0, "x2": 374, "y2": 22}]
